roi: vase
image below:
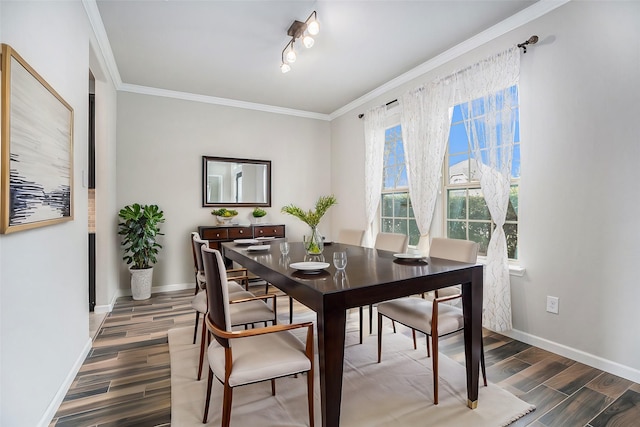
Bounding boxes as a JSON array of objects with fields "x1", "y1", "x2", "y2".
[
  {"x1": 304, "y1": 226, "x2": 324, "y2": 255},
  {"x1": 130, "y1": 267, "x2": 153, "y2": 300}
]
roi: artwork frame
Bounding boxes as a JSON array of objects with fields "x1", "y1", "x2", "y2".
[{"x1": 1, "y1": 44, "x2": 74, "y2": 234}]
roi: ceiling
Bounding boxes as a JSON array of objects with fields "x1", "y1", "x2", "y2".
[{"x1": 93, "y1": 0, "x2": 545, "y2": 118}]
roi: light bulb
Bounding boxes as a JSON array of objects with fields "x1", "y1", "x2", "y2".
[
  {"x1": 286, "y1": 48, "x2": 297, "y2": 63},
  {"x1": 303, "y1": 35, "x2": 314, "y2": 48},
  {"x1": 280, "y1": 63, "x2": 291, "y2": 73},
  {"x1": 307, "y1": 19, "x2": 319, "y2": 35}
]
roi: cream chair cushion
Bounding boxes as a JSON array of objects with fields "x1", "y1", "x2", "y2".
[
  {"x1": 208, "y1": 331, "x2": 310, "y2": 387},
  {"x1": 377, "y1": 298, "x2": 464, "y2": 336}
]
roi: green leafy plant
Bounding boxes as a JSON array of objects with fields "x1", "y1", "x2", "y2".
[
  {"x1": 211, "y1": 208, "x2": 238, "y2": 217},
  {"x1": 281, "y1": 195, "x2": 337, "y2": 227},
  {"x1": 118, "y1": 203, "x2": 165, "y2": 269},
  {"x1": 252, "y1": 207, "x2": 267, "y2": 218}
]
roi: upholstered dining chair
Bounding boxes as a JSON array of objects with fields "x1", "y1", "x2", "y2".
[
  {"x1": 359, "y1": 232, "x2": 409, "y2": 338},
  {"x1": 201, "y1": 246, "x2": 315, "y2": 427},
  {"x1": 190, "y1": 233, "x2": 249, "y2": 343},
  {"x1": 191, "y1": 235, "x2": 278, "y2": 381},
  {"x1": 376, "y1": 237, "x2": 487, "y2": 405},
  {"x1": 336, "y1": 228, "x2": 365, "y2": 246}
]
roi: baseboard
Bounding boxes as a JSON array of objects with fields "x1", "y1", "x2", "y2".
[
  {"x1": 118, "y1": 282, "x2": 195, "y2": 297},
  {"x1": 503, "y1": 328, "x2": 640, "y2": 384},
  {"x1": 93, "y1": 292, "x2": 119, "y2": 314},
  {"x1": 38, "y1": 337, "x2": 92, "y2": 427}
]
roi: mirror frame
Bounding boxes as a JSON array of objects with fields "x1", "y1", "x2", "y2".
[{"x1": 202, "y1": 156, "x2": 272, "y2": 207}]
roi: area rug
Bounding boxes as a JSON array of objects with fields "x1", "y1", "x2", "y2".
[{"x1": 169, "y1": 313, "x2": 534, "y2": 426}]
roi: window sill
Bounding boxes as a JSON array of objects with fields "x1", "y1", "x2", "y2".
[{"x1": 476, "y1": 257, "x2": 526, "y2": 277}]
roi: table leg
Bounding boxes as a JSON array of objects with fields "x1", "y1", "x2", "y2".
[
  {"x1": 316, "y1": 306, "x2": 346, "y2": 427},
  {"x1": 462, "y1": 266, "x2": 483, "y2": 409}
]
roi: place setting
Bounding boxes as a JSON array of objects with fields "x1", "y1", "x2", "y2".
[{"x1": 393, "y1": 247, "x2": 428, "y2": 264}]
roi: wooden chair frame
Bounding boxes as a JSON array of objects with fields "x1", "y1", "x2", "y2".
[
  {"x1": 377, "y1": 292, "x2": 487, "y2": 405},
  {"x1": 203, "y1": 316, "x2": 315, "y2": 426}
]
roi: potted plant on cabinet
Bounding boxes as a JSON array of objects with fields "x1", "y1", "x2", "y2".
[
  {"x1": 211, "y1": 208, "x2": 238, "y2": 225},
  {"x1": 118, "y1": 203, "x2": 165, "y2": 300},
  {"x1": 252, "y1": 207, "x2": 267, "y2": 223}
]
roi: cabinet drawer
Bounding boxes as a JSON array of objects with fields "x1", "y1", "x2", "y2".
[
  {"x1": 228, "y1": 227, "x2": 252, "y2": 239},
  {"x1": 200, "y1": 228, "x2": 229, "y2": 241},
  {"x1": 254, "y1": 225, "x2": 285, "y2": 238}
]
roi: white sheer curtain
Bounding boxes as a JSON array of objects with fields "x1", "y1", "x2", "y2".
[
  {"x1": 363, "y1": 105, "x2": 387, "y2": 247},
  {"x1": 455, "y1": 47, "x2": 520, "y2": 332},
  {"x1": 400, "y1": 79, "x2": 454, "y2": 243}
]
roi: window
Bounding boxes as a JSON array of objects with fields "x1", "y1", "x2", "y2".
[
  {"x1": 445, "y1": 88, "x2": 520, "y2": 259},
  {"x1": 381, "y1": 124, "x2": 420, "y2": 245}
]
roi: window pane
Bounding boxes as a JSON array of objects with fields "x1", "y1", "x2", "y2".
[
  {"x1": 468, "y1": 189, "x2": 490, "y2": 220},
  {"x1": 408, "y1": 220, "x2": 420, "y2": 246},
  {"x1": 394, "y1": 219, "x2": 407, "y2": 235},
  {"x1": 394, "y1": 193, "x2": 409, "y2": 217},
  {"x1": 447, "y1": 220, "x2": 467, "y2": 240},
  {"x1": 506, "y1": 185, "x2": 518, "y2": 221},
  {"x1": 449, "y1": 154, "x2": 470, "y2": 183},
  {"x1": 511, "y1": 144, "x2": 521, "y2": 178},
  {"x1": 468, "y1": 222, "x2": 491, "y2": 255},
  {"x1": 504, "y1": 223, "x2": 518, "y2": 259},
  {"x1": 381, "y1": 218, "x2": 394, "y2": 233},
  {"x1": 381, "y1": 194, "x2": 393, "y2": 217},
  {"x1": 448, "y1": 123, "x2": 468, "y2": 154},
  {"x1": 447, "y1": 189, "x2": 466, "y2": 220}
]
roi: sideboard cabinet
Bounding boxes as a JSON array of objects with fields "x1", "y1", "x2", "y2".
[{"x1": 197, "y1": 224, "x2": 286, "y2": 251}]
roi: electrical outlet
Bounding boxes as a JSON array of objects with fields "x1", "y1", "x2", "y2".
[{"x1": 546, "y1": 296, "x2": 559, "y2": 314}]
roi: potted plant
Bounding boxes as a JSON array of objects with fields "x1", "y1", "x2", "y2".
[
  {"x1": 282, "y1": 195, "x2": 337, "y2": 255},
  {"x1": 252, "y1": 207, "x2": 267, "y2": 223},
  {"x1": 118, "y1": 203, "x2": 165, "y2": 300},
  {"x1": 211, "y1": 208, "x2": 238, "y2": 224}
]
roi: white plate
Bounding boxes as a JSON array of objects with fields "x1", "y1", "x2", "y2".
[
  {"x1": 394, "y1": 253, "x2": 424, "y2": 260},
  {"x1": 247, "y1": 245, "x2": 270, "y2": 252},
  {"x1": 256, "y1": 236, "x2": 276, "y2": 241},
  {"x1": 234, "y1": 239, "x2": 259, "y2": 245},
  {"x1": 290, "y1": 262, "x2": 330, "y2": 272}
]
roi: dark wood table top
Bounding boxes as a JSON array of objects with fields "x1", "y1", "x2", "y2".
[{"x1": 223, "y1": 241, "x2": 479, "y2": 309}]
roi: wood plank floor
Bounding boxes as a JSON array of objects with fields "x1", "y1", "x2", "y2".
[{"x1": 50, "y1": 285, "x2": 640, "y2": 426}]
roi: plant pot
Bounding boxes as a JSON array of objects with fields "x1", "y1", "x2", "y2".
[
  {"x1": 130, "y1": 267, "x2": 153, "y2": 300},
  {"x1": 252, "y1": 216, "x2": 266, "y2": 224},
  {"x1": 217, "y1": 215, "x2": 236, "y2": 225}
]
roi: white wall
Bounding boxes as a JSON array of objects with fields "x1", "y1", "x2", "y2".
[
  {"x1": 115, "y1": 92, "x2": 331, "y2": 291},
  {"x1": 0, "y1": 2, "x2": 114, "y2": 426},
  {"x1": 331, "y1": 1, "x2": 640, "y2": 380}
]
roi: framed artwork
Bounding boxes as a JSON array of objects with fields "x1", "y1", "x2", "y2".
[{"x1": 1, "y1": 44, "x2": 74, "y2": 234}]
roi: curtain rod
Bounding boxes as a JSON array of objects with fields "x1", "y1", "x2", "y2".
[
  {"x1": 357, "y1": 99, "x2": 398, "y2": 119},
  {"x1": 357, "y1": 35, "x2": 538, "y2": 119}
]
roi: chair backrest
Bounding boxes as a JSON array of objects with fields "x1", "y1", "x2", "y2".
[
  {"x1": 201, "y1": 246, "x2": 232, "y2": 346},
  {"x1": 192, "y1": 235, "x2": 209, "y2": 273},
  {"x1": 429, "y1": 237, "x2": 478, "y2": 263},
  {"x1": 337, "y1": 229, "x2": 365, "y2": 246},
  {"x1": 374, "y1": 232, "x2": 408, "y2": 253},
  {"x1": 190, "y1": 231, "x2": 200, "y2": 271}
]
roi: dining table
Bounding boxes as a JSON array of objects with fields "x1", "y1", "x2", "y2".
[{"x1": 222, "y1": 240, "x2": 484, "y2": 427}]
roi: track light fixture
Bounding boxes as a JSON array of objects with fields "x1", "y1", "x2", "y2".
[{"x1": 280, "y1": 11, "x2": 319, "y2": 73}]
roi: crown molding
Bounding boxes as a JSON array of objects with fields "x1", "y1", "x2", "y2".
[{"x1": 118, "y1": 84, "x2": 330, "y2": 120}]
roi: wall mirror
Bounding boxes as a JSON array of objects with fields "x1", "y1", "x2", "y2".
[{"x1": 202, "y1": 156, "x2": 271, "y2": 207}]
